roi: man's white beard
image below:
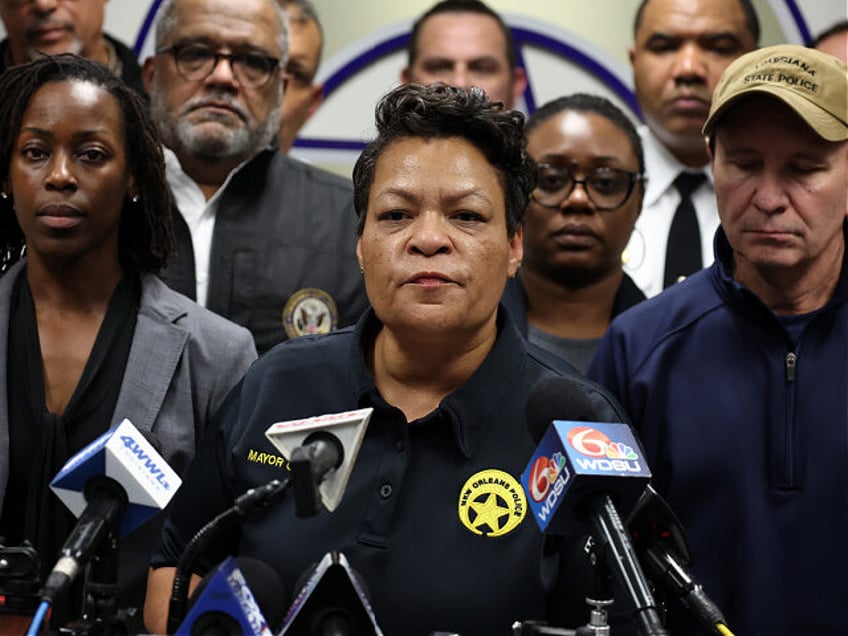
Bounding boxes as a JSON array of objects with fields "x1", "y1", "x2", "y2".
[{"x1": 150, "y1": 85, "x2": 282, "y2": 161}]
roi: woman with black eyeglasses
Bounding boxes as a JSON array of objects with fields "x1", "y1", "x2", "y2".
[{"x1": 501, "y1": 93, "x2": 647, "y2": 374}]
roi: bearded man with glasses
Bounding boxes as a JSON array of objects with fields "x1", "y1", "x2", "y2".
[
  {"x1": 143, "y1": 0, "x2": 367, "y2": 355},
  {"x1": 501, "y1": 94, "x2": 646, "y2": 373}
]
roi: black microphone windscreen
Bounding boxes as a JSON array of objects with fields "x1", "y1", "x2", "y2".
[
  {"x1": 526, "y1": 377, "x2": 601, "y2": 443},
  {"x1": 236, "y1": 558, "x2": 287, "y2": 632},
  {"x1": 283, "y1": 552, "x2": 381, "y2": 635},
  {"x1": 188, "y1": 557, "x2": 287, "y2": 633},
  {"x1": 290, "y1": 560, "x2": 374, "y2": 610}
]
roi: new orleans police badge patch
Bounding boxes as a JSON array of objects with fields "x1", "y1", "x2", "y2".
[
  {"x1": 458, "y1": 469, "x2": 526, "y2": 537},
  {"x1": 282, "y1": 288, "x2": 339, "y2": 338}
]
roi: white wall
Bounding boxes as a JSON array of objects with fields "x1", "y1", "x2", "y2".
[{"x1": 2, "y1": 0, "x2": 843, "y2": 176}]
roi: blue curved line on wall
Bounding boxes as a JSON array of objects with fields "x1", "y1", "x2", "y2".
[
  {"x1": 783, "y1": 0, "x2": 811, "y2": 43},
  {"x1": 130, "y1": 0, "x2": 814, "y2": 151},
  {"x1": 512, "y1": 28, "x2": 640, "y2": 117},
  {"x1": 134, "y1": 0, "x2": 164, "y2": 56},
  {"x1": 511, "y1": 33, "x2": 535, "y2": 112},
  {"x1": 323, "y1": 33, "x2": 410, "y2": 96},
  {"x1": 293, "y1": 138, "x2": 377, "y2": 151},
  {"x1": 323, "y1": 29, "x2": 638, "y2": 115},
  {"x1": 297, "y1": 27, "x2": 641, "y2": 152}
]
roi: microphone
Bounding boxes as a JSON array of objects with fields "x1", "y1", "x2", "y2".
[
  {"x1": 176, "y1": 557, "x2": 286, "y2": 636},
  {"x1": 265, "y1": 408, "x2": 373, "y2": 516},
  {"x1": 167, "y1": 479, "x2": 290, "y2": 633},
  {"x1": 519, "y1": 378, "x2": 667, "y2": 636},
  {"x1": 280, "y1": 551, "x2": 383, "y2": 636},
  {"x1": 522, "y1": 379, "x2": 651, "y2": 534},
  {"x1": 168, "y1": 408, "x2": 372, "y2": 631},
  {"x1": 42, "y1": 418, "x2": 181, "y2": 603},
  {"x1": 627, "y1": 484, "x2": 730, "y2": 632}
]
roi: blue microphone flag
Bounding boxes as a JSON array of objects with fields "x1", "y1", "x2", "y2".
[
  {"x1": 176, "y1": 557, "x2": 274, "y2": 636},
  {"x1": 521, "y1": 420, "x2": 651, "y2": 534}
]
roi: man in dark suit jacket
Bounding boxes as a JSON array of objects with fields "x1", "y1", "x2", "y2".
[{"x1": 144, "y1": 0, "x2": 368, "y2": 354}]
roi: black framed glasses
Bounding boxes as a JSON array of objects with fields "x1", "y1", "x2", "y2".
[
  {"x1": 532, "y1": 164, "x2": 644, "y2": 211},
  {"x1": 156, "y1": 43, "x2": 281, "y2": 88}
]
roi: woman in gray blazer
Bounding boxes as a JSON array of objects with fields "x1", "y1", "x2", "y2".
[{"x1": 0, "y1": 54, "x2": 257, "y2": 630}]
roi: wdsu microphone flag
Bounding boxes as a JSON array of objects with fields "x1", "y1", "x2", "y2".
[{"x1": 522, "y1": 421, "x2": 651, "y2": 535}]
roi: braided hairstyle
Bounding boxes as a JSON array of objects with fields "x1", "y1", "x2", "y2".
[{"x1": 0, "y1": 54, "x2": 173, "y2": 274}]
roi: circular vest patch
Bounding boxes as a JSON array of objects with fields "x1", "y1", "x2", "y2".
[
  {"x1": 282, "y1": 288, "x2": 339, "y2": 338},
  {"x1": 457, "y1": 469, "x2": 527, "y2": 537}
]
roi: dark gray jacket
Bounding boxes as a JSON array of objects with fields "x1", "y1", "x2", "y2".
[{"x1": 163, "y1": 150, "x2": 369, "y2": 354}]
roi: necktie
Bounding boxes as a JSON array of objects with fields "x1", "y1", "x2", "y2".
[{"x1": 664, "y1": 172, "x2": 706, "y2": 288}]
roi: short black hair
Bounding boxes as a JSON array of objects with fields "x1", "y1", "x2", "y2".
[
  {"x1": 407, "y1": 0, "x2": 518, "y2": 71},
  {"x1": 808, "y1": 20, "x2": 848, "y2": 48},
  {"x1": 0, "y1": 54, "x2": 173, "y2": 274},
  {"x1": 633, "y1": 0, "x2": 760, "y2": 45},
  {"x1": 526, "y1": 93, "x2": 646, "y2": 178},
  {"x1": 352, "y1": 83, "x2": 535, "y2": 237}
]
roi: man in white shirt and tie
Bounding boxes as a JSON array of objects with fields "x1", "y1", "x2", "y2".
[{"x1": 623, "y1": 0, "x2": 758, "y2": 297}]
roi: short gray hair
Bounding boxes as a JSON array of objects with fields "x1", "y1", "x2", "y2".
[{"x1": 154, "y1": 0, "x2": 289, "y2": 67}]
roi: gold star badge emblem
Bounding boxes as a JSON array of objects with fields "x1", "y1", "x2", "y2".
[{"x1": 457, "y1": 469, "x2": 527, "y2": 537}]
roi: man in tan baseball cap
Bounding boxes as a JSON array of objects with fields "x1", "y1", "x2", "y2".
[
  {"x1": 703, "y1": 43, "x2": 847, "y2": 307},
  {"x1": 703, "y1": 43, "x2": 847, "y2": 140},
  {"x1": 588, "y1": 44, "x2": 848, "y2": 634}
]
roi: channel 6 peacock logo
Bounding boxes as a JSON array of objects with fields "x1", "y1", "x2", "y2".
[
  {"x1": 526, "y1": 452, "x2": 569, "y2": 503},
  {"x1": 522, "y1": 421, "x2": 650, "y2": 531},
  {"x1": 523, "y1": 449, "x2": 571, "y2": 527},
  {"x1": 565, "y1": 425, "x2": 643, "y2": 473}
]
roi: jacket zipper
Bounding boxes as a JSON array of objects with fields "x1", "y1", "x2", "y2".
[
  {"x1": 785, "y1": 352, "x2": 796, "y2": 382},
  {"x1": 782, "y1": 351, "x2": 797, "y2": 487}
]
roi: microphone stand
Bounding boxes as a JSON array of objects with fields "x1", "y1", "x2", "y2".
[
  {"x1": 512, "y1": 540, "x2": 614, "y2": 636},
  {"x1": 514, "y1": 506, "x2": 664, "y2": 636},
  {"x1": 166, "y1": 478, "x2": 290, "y2": 633},
  {"x1": 574, "y1": 551, "x2": 615, "y2": 636},
  {"x1": 58, "y1": 535, "x2": 129, "y2": 635},
  {"x1": 587, "y1": 496, "x2": 668, "y2": 636}
]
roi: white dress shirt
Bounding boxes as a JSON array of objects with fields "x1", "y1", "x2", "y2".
[
  {"x1": 163, "y1": 148, "x2": 241, "y2": 307},
  {"x1": 622, "y1": 126, "x2": 719, "y2": 298}
]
